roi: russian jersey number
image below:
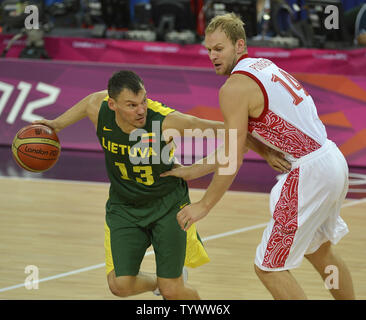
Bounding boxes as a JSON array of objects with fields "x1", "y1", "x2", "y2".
[{"x1": 271, "y1": 69, "x2": 309, "y2": 106}]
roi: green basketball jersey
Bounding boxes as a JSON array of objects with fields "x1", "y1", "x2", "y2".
[{"x1": 96, "y1": 97, "x2": 185, "y2": 207}]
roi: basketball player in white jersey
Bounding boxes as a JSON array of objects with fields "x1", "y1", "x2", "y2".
[{"x1": 161, "y1": 13, "x2": 355, "y2": 299}]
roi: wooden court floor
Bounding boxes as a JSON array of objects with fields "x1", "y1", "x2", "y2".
[{"x1": 0, "y1": 177, "x2": 365, "y2": 300}]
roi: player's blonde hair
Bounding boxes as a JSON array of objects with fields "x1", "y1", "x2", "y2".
[{"x1": 205, "y1": 13, "x2": 247, "y2": 49}]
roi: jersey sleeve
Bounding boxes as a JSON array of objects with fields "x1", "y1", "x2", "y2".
[
  {"x1": 147, "y1": 99, "x2": 175, "y2": 116},
  {"x1": 96, "y1": 95, "x2": 110, "y2": 137}
]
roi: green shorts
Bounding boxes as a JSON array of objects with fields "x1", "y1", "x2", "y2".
[{"x1": 105, "y1": 192, "x2": 190, "y2": 279}]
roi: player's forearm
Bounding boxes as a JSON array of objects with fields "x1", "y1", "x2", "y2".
[
  {"x1": 182, "y1": 119, "x2": 225, "y2": 178},
  {"x1": 52, "y1": 97, "x2": 89, "y2": 132},
  {"x1": 245, "y1": 134, "x2": 268, "y2": 158},
  {"x1": 188, "y1": 144, "x2": 224, "y2": 178},
  {"x1": 197, "y1": 118, "x2": 225, "y2": 133},
  {"x1": 200, "y1": 170, "x2": 238, "y2": 211},
  {"x1": 199, "y1": 139, "x2": 246, "y2": 211},
  {"x1": 188, "y1": 117, "x2": 224, "y2": 136}
]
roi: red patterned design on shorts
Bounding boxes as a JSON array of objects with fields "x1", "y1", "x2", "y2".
[
  {"x1": 262, "y1": 168, "x2": 300, "y2": 268},
  {"x1": 249, "y1": 110, "x2": 321, "y2": 158}
]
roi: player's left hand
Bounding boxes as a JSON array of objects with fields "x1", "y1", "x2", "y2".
[
  {"x1": 176, "y1": 202, "x2": 209, "y2": 231},
  {"x1": 264, "y1": 148, "x2": 291, "y2": 173},
  {"x1": 160, "y1": 164, "x2": 202, "y2": 181}
]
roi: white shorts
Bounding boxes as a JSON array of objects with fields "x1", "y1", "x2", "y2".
[{"x1": 255, "y1": 139, "x2": 349, "y2": 271}]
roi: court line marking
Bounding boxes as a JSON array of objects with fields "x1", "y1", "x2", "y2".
[
  {"x1": 0, "y1": 175, "x2": 364, "y2": 293},
  {"x1": 341, "y1": 197, "x2": 366, "y2": 208},
  {"x1": 1, "y1": 175, "x2": 364, "y2": 198},
  {"x1": 1, "y1": 197, "x2": 364, "y2": 294},
  {"x1": 0, "y1": 175, "x2": 271, "y2": 196},
  {"x1": 0, "y1": 222, "x2": 268, "y2": 293}
]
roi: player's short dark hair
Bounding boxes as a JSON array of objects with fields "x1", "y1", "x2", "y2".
[{"x1": 108, "y1": 70, "x2": 144, "y2": 99}]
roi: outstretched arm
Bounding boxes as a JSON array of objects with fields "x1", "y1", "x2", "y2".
[
  {"x1": 162, "y1": 110, "x2": 230, "y2": 179},
  {"x1": 246, "y1": 134, "x2": 291, "y2": 173},
  {"x1": 161, "y1": 106, "x2": 291, "y2": 182},
  {"x1": 161, "y1": 133, "x2": 290, "y2": 181},
  {"x1": 162, "y1": 110, "x2": 224, "y2": 138},
  {"x1": 176, "y1": 75, "x2": 250, "y2": 230},
  {"x1": 33, "y1": 90, "x2": 107, "y2": 132},
  {"x1": 161, "y1": 143, "x2": 229, "y2": 180}
]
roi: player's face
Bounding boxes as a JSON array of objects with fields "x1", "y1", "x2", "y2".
[
  {"x1": 204, "y1": 29, "x2": 239, "y2": 76},
  {"x1": 112, "y1": 87, "x2": 148, "y2": 132}
]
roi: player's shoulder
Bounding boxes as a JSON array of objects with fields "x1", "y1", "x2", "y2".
[
  {"x1": 89, "y1": 90, "x2": 108, "y2": 106},
  {"x1": 220, "y1": 73, "x2": 256, "y2": 97},
  {"x1": 147, "y1": 98, "x2": 175, "y2": 116},
  {"x1": 86, "y1": 90, "x2": 108, "y2": 126}
]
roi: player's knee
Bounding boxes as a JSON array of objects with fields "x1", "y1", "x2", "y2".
[
  {"x1": 108, "y1": 281, "x2": 134, "y2": 297},
  {"x1": 254, "y1": 263, "x2": 262, "y2": 275},
  {"x1": 305, "y1": 241, "x2": 333, "y2": 264},
  {"x1": 107, "y1": 274, "x2": 135, "y2": 297},
  {"x1": 254, "y1": 264, "x2": 272, "y2": 278},
  {"x1": 158, "y1": 282, "x2": 182, "y2": 300}
]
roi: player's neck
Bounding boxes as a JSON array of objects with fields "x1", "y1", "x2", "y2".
[
  {"x1": 115, "y1": 116, "x2": 135, "y2": 134},
  {"x1": 236, "y1": 52, "x2": 248, "y2": 64}
]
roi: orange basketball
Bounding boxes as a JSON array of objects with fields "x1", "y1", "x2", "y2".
[{"x1": 11, "y1": 124, "x2": 61, "y2": 172}]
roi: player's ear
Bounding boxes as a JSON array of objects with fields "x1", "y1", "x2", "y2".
[
  {"x1": 107, "y1": 98, "x2": 117, "y2": 111},
  {"x1": 236, "y1": 39, "x2": 245, "y2": 54}
]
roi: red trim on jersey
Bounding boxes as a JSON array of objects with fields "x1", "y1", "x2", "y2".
[
  {"x1": 236, "y1": 54, "x2": 249, "y2": 65},
  {"x1": 232, "y1": 68, "x2": 321, "y2": 158},
  {"x1": 248, "y1": 110, "x2": 321, "y2": 158},
  {"x1": 262, "y1": 168, "x2": 300, "y2": 269},
  {"x1": 231, "y1": 70, "x2": 269, "y2": 122}
]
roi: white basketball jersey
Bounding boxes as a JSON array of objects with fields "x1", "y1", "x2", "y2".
[{"x1": 232, "y1": 55, "x2": 327, "y2": 160}]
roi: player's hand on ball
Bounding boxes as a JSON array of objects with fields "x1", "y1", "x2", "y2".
[{"x1": 32, "y1": 119, "x2": 60, "y2": 133}]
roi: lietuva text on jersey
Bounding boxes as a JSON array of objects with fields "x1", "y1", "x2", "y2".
[
  {"x1": 96, "y1": 97, "x2": 182, "y2": 204},
  {"x1": 101, "y1": 137, "x2": 157, "y2": 158}
]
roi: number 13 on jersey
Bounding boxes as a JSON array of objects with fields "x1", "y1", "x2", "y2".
[{"x1": 114, "y1": 162, "x2": 154, "y2": 186}]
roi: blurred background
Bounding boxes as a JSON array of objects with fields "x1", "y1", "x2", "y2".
[{"x1": 0, "y1": 0, "x2": 365, "y2": 56}]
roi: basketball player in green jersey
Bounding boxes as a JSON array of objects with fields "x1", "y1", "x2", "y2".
[{"x1": 34, "y1": 70, "x2": 291, "y2": 300}]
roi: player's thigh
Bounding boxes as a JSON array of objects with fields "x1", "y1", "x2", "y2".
[
  {"x1": 256, "y1": 154, "x2": 348, "y2": 270},
  {"x1": 151, "y1": 208, "x2": 187, "y2": 279},
  {"x1": 106, "y1": 212, "x2": 151, "y2": 277},
  {"x1": 255, "y1": 167, "x2": 320, "y2": 270}
]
